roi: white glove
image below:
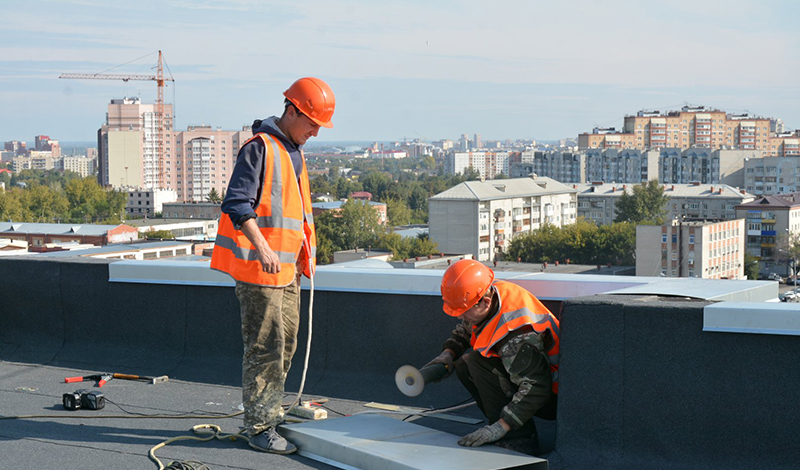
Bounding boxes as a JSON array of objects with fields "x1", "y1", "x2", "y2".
[{"x1": 458, "y1": 421, "x2": 508, "y2": 447}]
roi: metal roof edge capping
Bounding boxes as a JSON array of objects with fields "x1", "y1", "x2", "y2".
[
  {"x1": 282, "y1": 414, "x2": 547, "y2": 470},
  {"x1": 704, "y1": 301, "x2": 800, "y2": 336}
]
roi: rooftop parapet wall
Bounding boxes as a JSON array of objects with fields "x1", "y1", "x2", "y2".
[{"x1": 558, "y1": 294, "x2": 800, "y2": 470}]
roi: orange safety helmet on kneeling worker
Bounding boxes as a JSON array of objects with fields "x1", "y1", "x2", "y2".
[
  {"x1": 283, "y1": 77, "x2": 336, "y2": 128},
  {"x1": 440, "y1": 259, "x2": 495, "y2": 317}
]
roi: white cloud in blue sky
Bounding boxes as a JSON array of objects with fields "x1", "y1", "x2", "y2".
[{"x1": 0, "y1": 0, "x2": 798, "y2": 143}]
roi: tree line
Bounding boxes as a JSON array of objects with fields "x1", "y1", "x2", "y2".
[
  {"x1": 0, "y1": 169, "x2": 126, "y2": 224},
  {"x1": 507, "y1": 180, "x2": 671, "y2": 266}
]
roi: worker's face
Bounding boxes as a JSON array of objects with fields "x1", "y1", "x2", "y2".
[
  {"x1": 459, "y1": 296, "x2": 491, "y2": 324},
  {"x1": 284, "y1": 105, "x2": 321, "y2": 146}
]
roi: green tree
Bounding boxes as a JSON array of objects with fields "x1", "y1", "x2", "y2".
[
  {"x1": 359, "y1": 171, "x2": 394, "y2": 201},
  {"x1": 25, "y1": 184, "x2": 69, "y2": 222},
  {"x1": 614, "y1": 180, "x2": 669, "y2": 225},
  {"x1": 206, "y1": 188, "x2": 222, "y2": 203},
  {"x1": 386, "y1": 197, "x2": 412, "y2": 226},
  {"x1": 0, "y1": 188, "x2": 31, "y2": 222},
  {"x1": 744, "y1": 252, "x2": 760, "y2": 280},
  {"x1": 594, "y1": 221, "x2": 636, "y2": 265},
  {"x1": 508, "y1": 219, "x2": 636, "y2": 266},
  {"x1": 141, "y1": 229, "x2": 174, "y2": 239},
  {"x1": 313, "y1": 199, "x2": 382, "y2": 261}
]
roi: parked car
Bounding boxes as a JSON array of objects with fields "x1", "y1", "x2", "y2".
[{"x1": 767, "y1": 273, "x2": 783, "y2": 282}]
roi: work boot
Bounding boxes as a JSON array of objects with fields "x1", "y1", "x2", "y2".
[{"x1": 248, "y1": 427, "x2": 297, "y2": 454}]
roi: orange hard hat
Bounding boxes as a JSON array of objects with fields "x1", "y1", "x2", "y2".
[
  {"x1": 440, "y1": 259, "x2": 495, "y2": 317},
  {"x1": 283, "y1": 77, "x2": 336, "y2": 128}
]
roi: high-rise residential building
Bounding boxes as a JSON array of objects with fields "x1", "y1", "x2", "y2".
[
  {"x1": 735, "y1": 195, "x2": 800, "y2": 277},
  {"x1": 446, "y1": 151, "x2": 510, "y2": 179},
  {"x1": 575, "y1": 182, "x2": 754, "y2": 226},
  {"x1": 636, "y1": 218, "x2": 745, "y2": 280},
  {"x1": 98, "y1": 97, "x2": 174, "y2": 190},
  {"x1": 585, "y1": 148, "x2": 660, "y2": 184},
  {"x1": 579, "y1": 106, "x2": 782, "y2": 152},
  {"x1": 659, "y1": 148, "x2": 756, "y2": 188},
  {"x1": 429, "y1": 176, "x2": 578, "y2": 261},
  {"x1": 512, "y1": 150, "x2": 585, "y2": 183},
  {"x1": 98, "y1": 97, "x2": 257, "y2": 202},
  {"x1": 171, "y1": 125, "x2": 250, "y2": 203},
  {"x1": 474, "y1": 134, "x2": 482, "y2": 150}
]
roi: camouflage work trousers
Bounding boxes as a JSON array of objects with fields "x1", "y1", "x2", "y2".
[{"x1": 235, "y1": 279, "x2": 300, "y2": 436}]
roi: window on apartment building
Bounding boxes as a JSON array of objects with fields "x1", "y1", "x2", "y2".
[
  {"x1": 689, "y1": 234, "x2": 695, "y2": 244},
  {"x1": 672, "y1": 234, "x2": 677, "y2": 243},
  {"x1": 662, "y1": 234, "x2": 668, "y2": 243}
]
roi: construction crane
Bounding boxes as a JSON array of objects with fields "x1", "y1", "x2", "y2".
[{"x1": 60, "y1": 50, "x2": 175, "y2": 190}]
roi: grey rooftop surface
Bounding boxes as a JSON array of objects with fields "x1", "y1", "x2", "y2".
[{"x1": 2, "y1": 361, "x2": 510, "y2": 470}]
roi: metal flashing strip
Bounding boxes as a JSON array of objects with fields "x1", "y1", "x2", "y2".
[
  {"x1": 109, "y1": 260, "x2": 235, "y2": 287},
  {"x1": 603, "y1": 278, "x2": 777, "y2": 302},
  {"x1": 281, "y1": 414, "x2": 547, "y2": 470},
  {"x1": 704, "y1": 302, "x2": 800, "y2": 336}
]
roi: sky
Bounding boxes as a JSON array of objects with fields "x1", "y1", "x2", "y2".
[{"x1": 1, "y1": 0, "x2": 799, "y2": 145}]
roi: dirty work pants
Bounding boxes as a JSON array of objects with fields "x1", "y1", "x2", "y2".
[
  {"x1": 455, "y1": 349, "x2": 557, "y2": 440},
  {"x1": 235, "y1": 279, "x2": 300, "y2": 436}
]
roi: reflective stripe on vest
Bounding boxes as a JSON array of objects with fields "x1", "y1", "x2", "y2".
[
  {"x1": 210, "y1": 133, "x2": 316, "y2": 286},
  {"x1": 471, "y1": 281, "x2": 561, "y2": 393}
]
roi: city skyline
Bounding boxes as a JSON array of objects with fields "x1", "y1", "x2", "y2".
[{"x1": 2, "y1": 0, "x2": 798, "y2": 144}]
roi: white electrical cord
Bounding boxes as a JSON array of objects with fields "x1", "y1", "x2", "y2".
[{"x1": 291, "y1": 271, "x2": 314, "y2": 408}]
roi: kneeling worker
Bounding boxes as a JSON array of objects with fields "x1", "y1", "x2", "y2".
[{"x1": 426, "y1": 259, "x2": 560, "y2": 452}]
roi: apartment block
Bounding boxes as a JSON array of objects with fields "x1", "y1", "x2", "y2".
[
  {"x1": 98, "y1": 97, "x2": 174, "y2": 190},
  {"x1": 580, "y1": 106, "x2": 780, "y2": 151},
  {"x1": 636, "y1": 218, "x2": 745, "y2": 280},
  {"x1": 511, "y1": 150, "x2": 585, "y2": 183},
  {"x1": 585, "y1": 148, "x2": 660, "y2": 184},
  {"x1": 170, "y1": 125, "x2": 250, "y2": 203},
  {"x1": 659, "y1": 148, "x2": 756, "y2": 188},
  {"x1": 446, "y1": 151, "x2": 510, "y2": 179},
  {"x1": 576, "y1": 182, "x2": 754, "y2": 226},
  {"x1": 12, "y1": 152, "x2": 57, "y2": 172},
  {"x1": 429, "y1": 176, "x2": 578, "y2": 262},
  {"x1": 578, "y1": 127, "x2": 636, "y2": 150},
  {"x1": 743, "y1": 156, "x2": 800, "y2": 195},
  {"x1": 126, "y1": 189, "x2": 178, "y2": 217},
  {"x1": 98, "y1": 97, "x2": 254, "y2": 202},
  {"x1": 765, "y1": 133, "x2": 800, "y2": 157},
  {"x1": 735, "y1": 195, "x2": 800, "y2": 277},
  {"x1": 61, "y1": 156, "x2": 96, "y2": 177}
]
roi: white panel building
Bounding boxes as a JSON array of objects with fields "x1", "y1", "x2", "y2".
[{"x1": 429, "y1": 176, "x2": 578, "y2": 261}]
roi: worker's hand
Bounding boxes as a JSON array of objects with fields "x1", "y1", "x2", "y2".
[
  {"x1": 257, "y1": 245, "x2": 282, "y2": 273},
  {"x1": 423, "y1": 349, "x2": 456, "y2": 380},
  {"x1": 458, "y1": 421, "x2": 508, "y2": 447}
]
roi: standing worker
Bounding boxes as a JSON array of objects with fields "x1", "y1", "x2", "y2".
[
  {"x1": 211, "y1": 77, "x2": 335, "y2": 454},
  {"x1": 426, "y1": 259, "x2": 559, "y2": 454}
]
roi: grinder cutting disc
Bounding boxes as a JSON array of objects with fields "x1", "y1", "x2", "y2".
[{"x1": 395, "y1": 365, "x2": 425, "y2": 397}]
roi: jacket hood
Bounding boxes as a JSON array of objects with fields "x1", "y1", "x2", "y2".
[{"x1": 251, "y1": 116, "x2": 300, "y2": 152}]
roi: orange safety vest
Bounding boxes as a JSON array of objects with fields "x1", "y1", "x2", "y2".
[
  {"x1": 470, "y1": 281, "x2": 560, "y2": 393},
  {"x1": 211, "y1": 133, "x2": 316, "y2": 287}
]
